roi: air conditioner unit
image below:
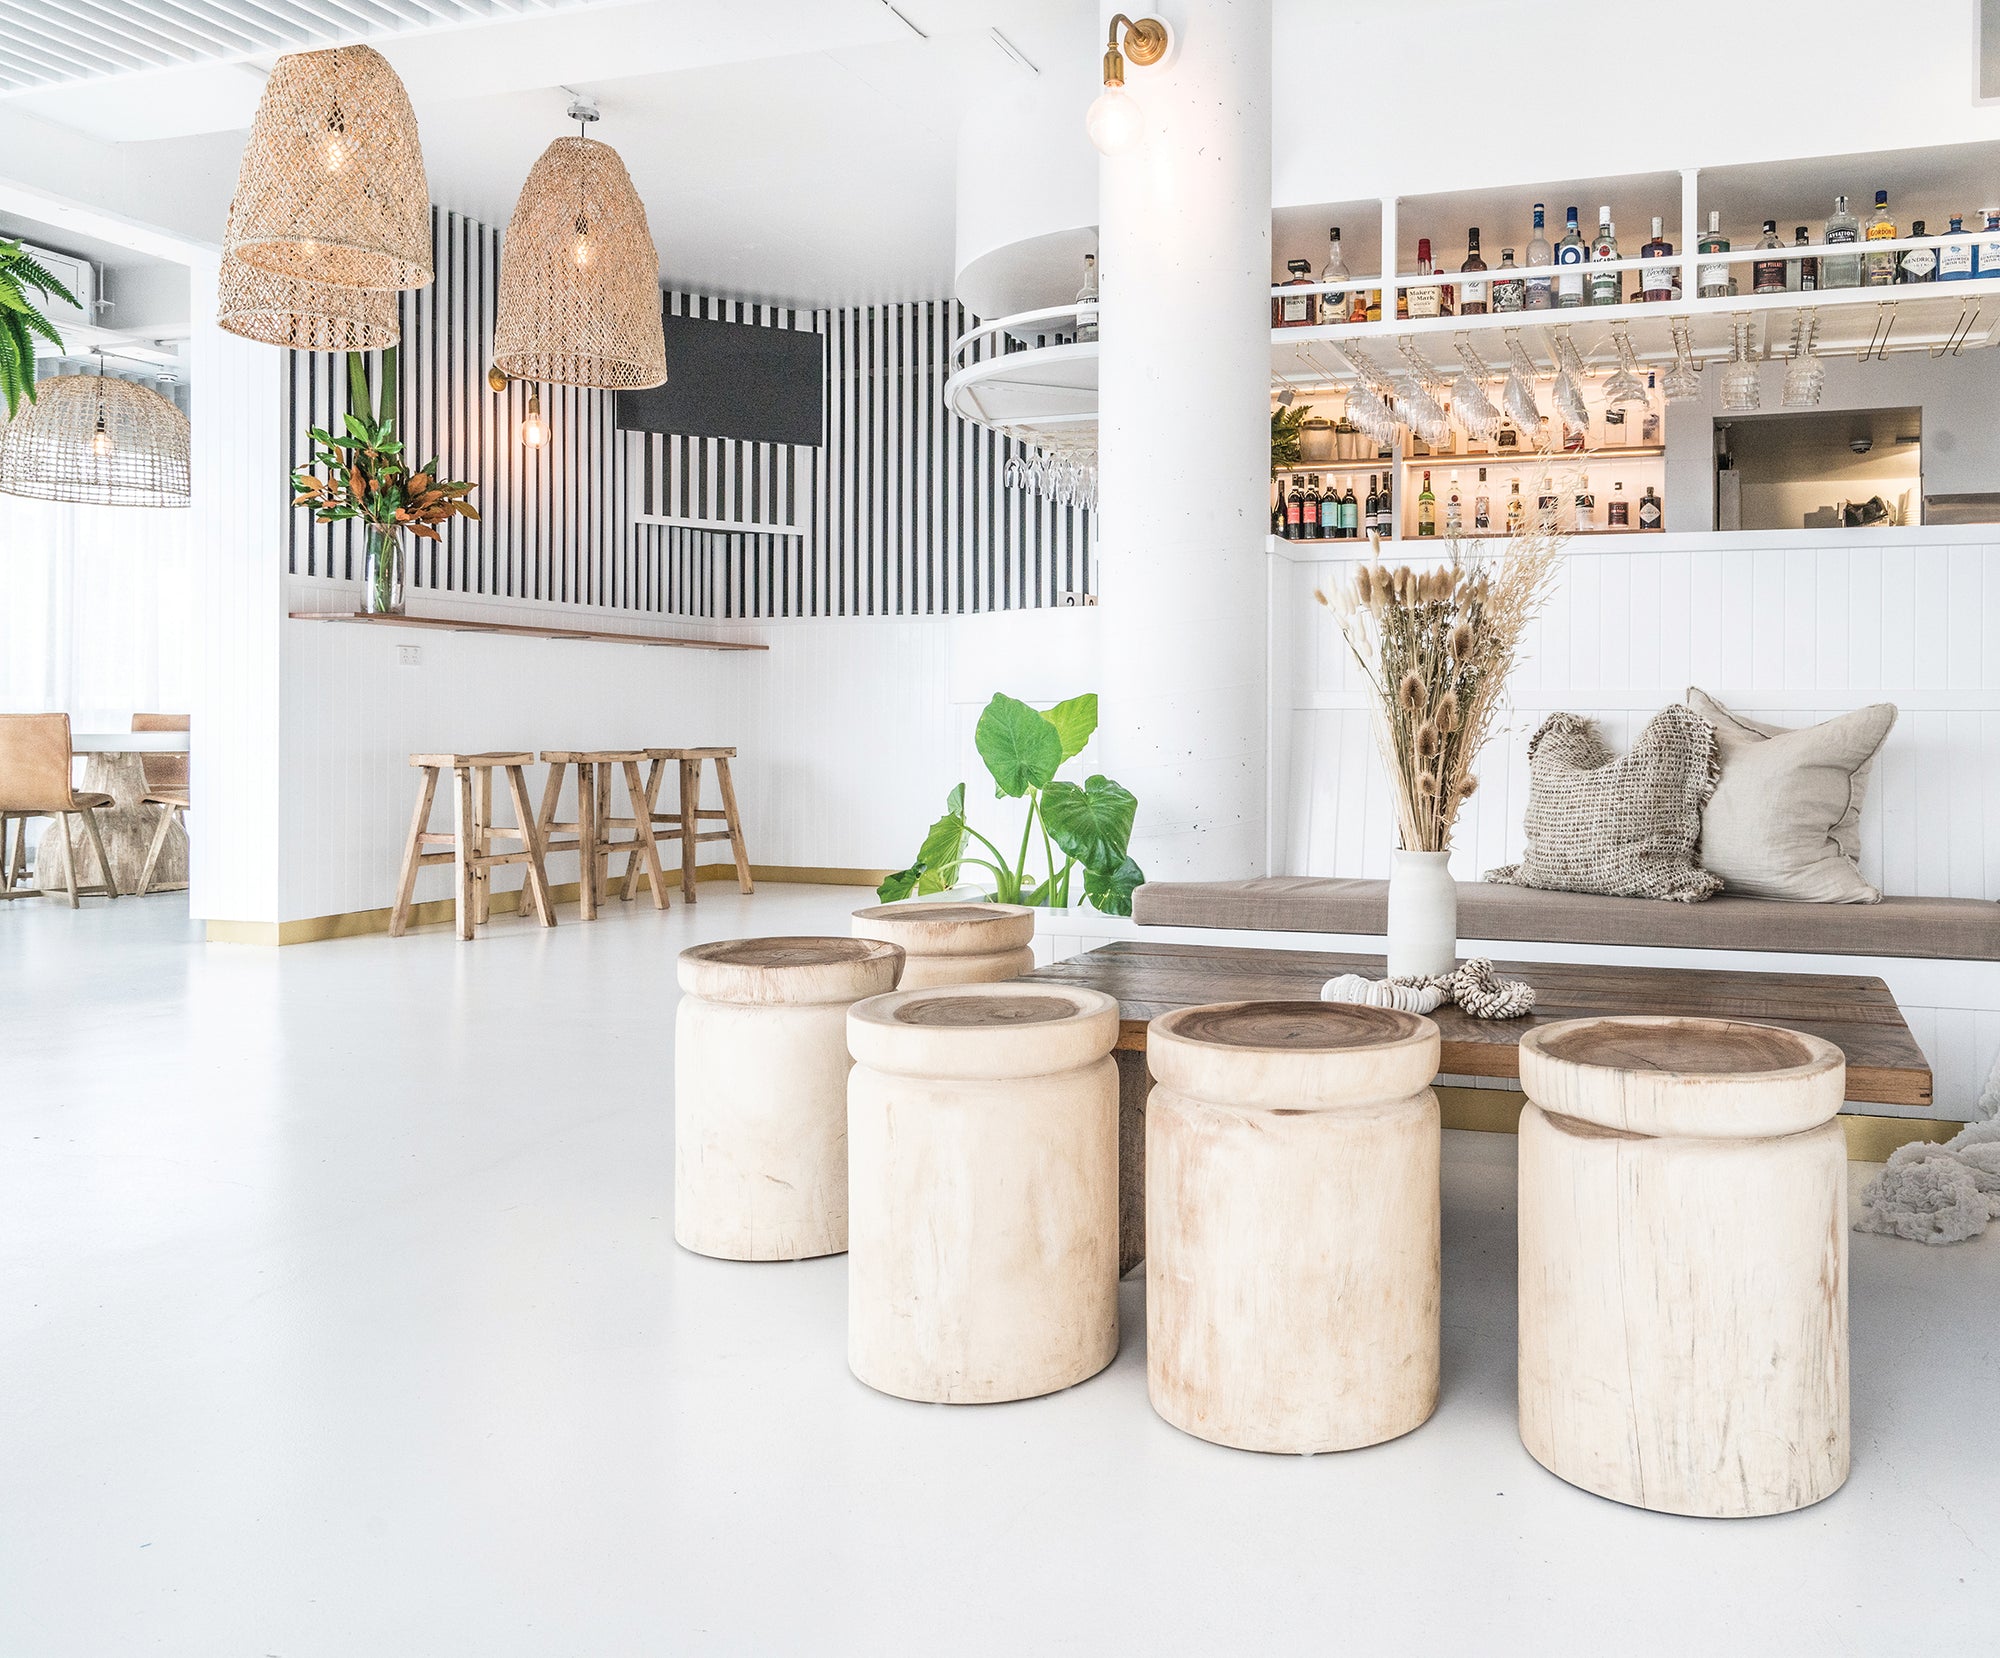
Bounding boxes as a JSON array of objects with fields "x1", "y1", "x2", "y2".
[{"x1": 14, "y1": 241, "x2": 95, "y2": 337}]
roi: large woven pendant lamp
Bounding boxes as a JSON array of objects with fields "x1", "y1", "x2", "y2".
[
  {"x1": 225, "y1": 43, "x2": 432, "y2": 292},
  {"x1": 0, "y1": 356, "x2": 190, "y2": 507},
  {"x1": 216, "y1": 248, "x2": 401, "y2": 352},
  {"x1": 493, "y1": 103, "x2": 666, "y2": 390}
]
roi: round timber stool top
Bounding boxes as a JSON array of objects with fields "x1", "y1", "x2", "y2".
[
  {"x1": 677, "y1": 936, "x2": 904, "y2": 1006},
  {"x1": 1149, "y1": 1000, "x2": 1440, "y2": 1110},
  {"x1": 849, "y1": 900, "x2": 1036, "y2": 954},
  {"x1": 1520, "y1": 1016, "x2": 1845, "y2": 1139},
  {"x1": 847, "y1": 981, "x2": 1120, "y2": 1080}
]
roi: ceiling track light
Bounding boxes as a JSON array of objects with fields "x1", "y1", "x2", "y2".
[
  {"x1": 1086, "y1": 14, "x2": 1169, "y2": 156},
  {"x1": 879, "y1": 2, "x2": 927, "y2": 40}
]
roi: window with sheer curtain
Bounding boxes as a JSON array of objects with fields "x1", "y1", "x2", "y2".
[{"x1": 0, "y1": 493, "x2": 194, "y2": 731}]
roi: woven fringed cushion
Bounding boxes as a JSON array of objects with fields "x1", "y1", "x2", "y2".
[{"x1": 1486, "y1": 706, "x2": 1723, "y2": 903}]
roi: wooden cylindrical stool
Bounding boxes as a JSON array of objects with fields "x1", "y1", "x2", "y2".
[
  {"x1": 674, "y1": 937, "x2": 904, "y2": 1262},
  {"x1": 849, "y1": 900, "x2": 1036, "y2": 989},
  {"x1": 1145, "y1": 1001, "x2": 1443, "y2": 1454},
  {"x1": 1517, "y1": 1016, "x2": 1849, "y2": 1518},
  {"x1": 846, "y1": 981, "x2": 1121, "y2": 1404}
]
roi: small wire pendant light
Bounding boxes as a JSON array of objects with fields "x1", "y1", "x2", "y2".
[
  {"x1": 217, "y1": 248, "x2": 402, "y2": 352},
  {"x1": 493, "y1": 99, "x2": 666, "y2": 390},
  {"x1": 0, "y1": 352, "x2": 190, "y2": 507},
  {"x1": 225, "y1": 43, "x2": 432, "y2": 292}
]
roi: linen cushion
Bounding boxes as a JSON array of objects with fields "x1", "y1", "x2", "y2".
[
  {"x1": 1486, "y1": 706, "x2": 1722, "y2": 903},
  {"x1": 1686, "y1": 687, "x2": 1895, "y2": 904}
]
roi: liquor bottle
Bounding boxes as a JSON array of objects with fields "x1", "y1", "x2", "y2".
[
  {"x1": 1075, "y1": 253, "x2": 1099, "y2": 341},
  {"x1": 1303, "y1": 474, "x2": 1323, "y2": 539},
  {"x1": 1504, "y1": 479, "x2": 1525, "y2": 533},
  {"x1": 1459, "y1": 228, "x2": 1489, "y2": 315},
  {"x1": 1864, "y1": 190, "x2": 1897, "y2": 286},
  {"x1": 1272, "y1": 481, "x2": 1287, "y2": 539},
  {"x1": 1526, "y1": 203, "x2": 1554, "y2": 310},
  {"x1": 1790, "y1": 227, "x2": 1818, "y2": 292},
  {"x1": 1575, "y1": 474, "x2": 1595, "y2": 533},
  {"x1": 1823, "y1": 195, "x2": 1861, "y2": 289},
  {"x1": 1640, "y1": 373, "x2": 1661, "y2": 446},
  {"x1": 1406, "y1": 237, "x2": 1440, "y2": 319},
  {"x1": 1473, "y1": 466, "x2": 1491, "y2": 532},
  {"x1": 1320, "y1": 227, "x2": 1350, "y2": 322},
  {"x1": 1555, "y1": 206, "x2": 1586, "y2": 307},
  {"x1": 1898, "y1": 220, "x2": 1937, "y2": 284},
  {"x1": 1697, "y1": 210, "x2": 1730, "y2": 299},
  {"x1": 1417, "y1": 471, "x2": 1436, "y2": 537},
  {"x1": 1275, "y1": 259, "x2": 1318, "y2": 326},
  {"x1": 1492, "y1": 248, "x2": 1524, "y2": 312},
  {"x1": 1640, "y1": 216, "x2": 1675, "y2": 302},
  {"x1": 1445, "y1": 471, "x2": 1464, "y2": 535},
  {"x1": 1342, "y1": 481, "x2": 1360, "y2": 538},
  {"x1": 1638, "y1": 484, "x2": 1663, "y2": 531},
  {"x1": 1753, "y1": 221, "x2": 1785, "y2": 294},
  {"x1": 1331, "y1": 474, "x2": 1353, "y2": 538},
  {"x1": 1286, "y1": 474, "x2": 1306, "y2": 537},
  {"x1": 1364, "y1": 474, "x2": 1379, "y2": 537},
  {"x1": 1589, "y1": 207, "x2": 1620, "y2": 306},
  {"x1": 1939, "y1": 215, "x2": 1975, "y2": 280},
  {"x1": 1977, "y1": 209, "x2": 2000, "y2": 277},
  {"x1": 1607, "y1": 481, "x2": 1630, "y2": 528},
  {"x1": 1537, "y1": 476, "x2": 1559, "y2": 521},
  {"x1": 1375, "y1": 473, "x2": 1391, "y2": 535}
]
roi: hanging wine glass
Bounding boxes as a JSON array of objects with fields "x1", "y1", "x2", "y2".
[{"x1": 1602, "y1": 327, "x2": 1647, "y2": 406}]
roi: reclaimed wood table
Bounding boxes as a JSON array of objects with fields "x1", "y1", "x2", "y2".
[
  {"x1": 44, "y1": 731, "x2": 191, "y2": 896},
  {"x1": 1022, "y1": 940, "x2": 1936, "y2": 1271}
]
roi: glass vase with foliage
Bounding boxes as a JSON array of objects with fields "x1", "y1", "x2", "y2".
[
  {"x1": 1, "y1": 238, "x2": 78, "y2": 418},
  {"x1": 880, "y1": 692, "x2": 1145, "y2": 916},
  {"x1": 290, "y1": 348, "x2": 479, "y2": 615}
]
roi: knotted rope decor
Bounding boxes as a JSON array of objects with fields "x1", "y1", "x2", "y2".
[{"x1": 1322, "y1": 957, "x2": 1536, "y2": 1021}]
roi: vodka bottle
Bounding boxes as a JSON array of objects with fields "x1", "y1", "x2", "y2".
[
  {"x1": 1526, "y1": 203, "x2": 1554, "y2": 310},
  {"x1": 1555, "y1": 206, "x2": 1587, "y2": 307},
  {"x1": 1075, "y1": 253, "x2": 1099, "y2": 341},
  {"x1": 1822, "y1": 195, "x2": 1861, "y2": 289}
]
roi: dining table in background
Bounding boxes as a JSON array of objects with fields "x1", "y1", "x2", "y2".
[{"x1": 55, "y1": 731, "x2": 191, "y2": 895}]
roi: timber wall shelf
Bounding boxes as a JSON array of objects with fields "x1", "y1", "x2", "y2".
[
  {"x1": 288, "y1": 611, "x2": 768, "y2": 652},
  {"x1": 634, "y1": 513, "x2": 806, "y2": 538}
]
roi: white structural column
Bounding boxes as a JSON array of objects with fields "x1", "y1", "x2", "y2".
[{"x1": 1096, "y1": 0, "x2": 1272, "y2": 880}]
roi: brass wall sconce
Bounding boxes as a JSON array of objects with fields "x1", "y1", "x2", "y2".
[{"x1": 1087, "y1": 14, "x2": 1170, "y2": 155}]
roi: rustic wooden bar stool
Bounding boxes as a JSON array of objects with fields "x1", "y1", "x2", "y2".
[
  {"x1": 390, "y1": 753, "x2": 555, "y2": 941},
  {"x1": 539, "y1": 750, "x2": 667, "y2": 919},
  {"x1": 1517, "y1": 1016, "x2": 1849, "y2": 1518},
  {"x1": 626, "y1": 746, "x2": 751, "y2": 903}
]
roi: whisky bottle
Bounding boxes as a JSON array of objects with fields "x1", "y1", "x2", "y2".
[
  {"x1": 1473, "y1": 466, "x2": 1491, "y2": 532},
  {"x1": 1555, "y1": 206, "x2": 1586, "y2": 307},
  {"x1": 1638, "y1": 484, "x2": 1663, "y2": 531},
  {"x1": 1274, "y1": 259, "x2": 1318, "y2": 327},
  {"x1": 1407, "y1": 238, "x2": 1441, "y2": 319},
  {"x1": 1589, "y1": 208, "x2": 1620, "y2": 306},
  {"x1": 1640, "y1": 216, "x2": 1675, "y2": 302},
  {"x1": 1791, "y1": 227, "x2": 1818, "y2": 292},
  {"x1": 1493, "y1": 247, "x2": 1524, "y2": 312},
  {"x1": 1505, "y1": 479, "x2": 1525, "y2": 534},
  {"x1": 1753, "y1": 221, "x2": 1785, "y2": 294},
  {"x1": 1417, "y1": 471, "x2": 1437, "y2": 537},
  {"x1": 1822, "y1": 195, "x2": 1861, "y2": 289},
  {"x1": 1864, "y1": 190, "x2": 1897, "y2": 286},
  {"x1": 1460, "y1": 228, "x2": 1489, "y2": 315},
  {"x1": 1898, "y1": 220, "x2": 1936, "y2": 283},
  {"x1": 1526, "y1": 204, "x2": 1554, "y2": 310},
  {"x1": 1697, "y1": 211, "x2": 1730, "y2": 299}
]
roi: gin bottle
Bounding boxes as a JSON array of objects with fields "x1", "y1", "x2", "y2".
[
  {"x1": 1493, "y1": 247, "x2": 1525, "y2": 312},
  {"x1": 1864, "y1": 190, "x2": 1898, "y2": 287},
  {"x1": 1555, "y1": 207, "x2": 1586, "y2": 307},
  {"x1": 1822, "y1": 195, "x2": 1861, "y2": 289}
]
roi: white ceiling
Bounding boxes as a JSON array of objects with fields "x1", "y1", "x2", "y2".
[{"x1": 0, "y1": 0, "x2": 1097, "y2": 310}]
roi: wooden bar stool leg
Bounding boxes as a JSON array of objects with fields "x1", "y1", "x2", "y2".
[
  {"x1": 390, "y1": 766, "x2": 440, "y2": 936},
  {"x1": 714, "y1": 757, "x2": 754, "y2": 894},
  {"x1": 623, "y1": 758, "x2": 669, "y2": 910},
  {"x1": 577, "y1": 762, "x2": 599, "y2": 921},
  {"x1": 620, "y1": 756, "x2": 663, "y2": 903},
  {"x1": 472, "y1": 765, "x2": 493, "y2": 927},
  {"x1": 451, "y1": 764, "x2": 476, "y2": 941},
  {"x1": 679, "y1": 756, "x2": 701, "y2": 902},
  {"x1": 505, "y1": 765, "x2": 556, "y2": 928}
]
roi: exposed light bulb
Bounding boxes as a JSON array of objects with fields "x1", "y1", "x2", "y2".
[
  {"x1": 573, "y1": 237, "x2": 592, "y2": 270},
  {"x1": 91, "y1": 420, "x2": 113, "y2": 459},
  {"x1": 323, "y1": 138, "x2": 347, "y2": 172},
  {"x1": 1085, "y1": 84, "x2": 1143, "y2": 155},
  {"x1": 519, "y1": 390, "x2": 547, "y2": 448}
]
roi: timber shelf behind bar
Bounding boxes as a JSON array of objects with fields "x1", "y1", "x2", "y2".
[{"x1": 288, "y1": 611, "x2": 769, "y2": 652}]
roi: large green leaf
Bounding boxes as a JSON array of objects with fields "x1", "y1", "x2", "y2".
[
  {"x1": 1040, "y1": 774, "x2": 1137, "y2": 870},
  {"x1": 1040, "y1": 693, "x2": 1098, "y2": 762},
  {"x1": 877, "y1": 784, "x2": 969, "y2": 903},
  {"x1": 1083, "y1": 853, "x2": 1145, "y2": 917},
  {"x1": 976, "y1": 693, "x2": 1063, "y2": 798}
]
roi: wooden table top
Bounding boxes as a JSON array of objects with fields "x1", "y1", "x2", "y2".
[
  {"x1": 1023, "y1": 940, "x2": 1934, "y2": 1108},
  {"x1": 71, "y1": 733, "x2": 190, "y2": 753}
]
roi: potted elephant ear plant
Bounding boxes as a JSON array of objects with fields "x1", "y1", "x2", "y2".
[{"x1": 881, "y1": 691, "x2": 1145, "y2": 917}]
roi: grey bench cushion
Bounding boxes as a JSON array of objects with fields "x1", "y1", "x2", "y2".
[{"x1": 1131, "y1": 876, "x2": 2000, "y2": 963}]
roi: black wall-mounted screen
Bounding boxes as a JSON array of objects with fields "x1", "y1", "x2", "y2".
[{"x1": 615, "y1": 311, "x2": 824, "y2": 448}]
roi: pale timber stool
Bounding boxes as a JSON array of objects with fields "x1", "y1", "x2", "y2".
[
  {"x1": 1145, "y1": 1001, "x2": 1443, "y2": 1454},
  {"x1": 1517, "y1": 1016, "x2": 1850, "y2": 1518},
  {"x1": 627, "y1": 746, "x2": 751, "y2": 903},
  {"x1": 538, "y1": 750, "x2": 668, "y2": 919},
  {"x1": 849, "y1": 900, "x2": 1036, "y2": 989},
  {"x1": 674, "y1": 936, "x2": 905, "y2": 1261},
  {"x1": 390, "y1": 754, "x2": 555, "y2": 940},
  {"x1": 846, "y1": 981, "x2": 1121, "y2": 1404}
]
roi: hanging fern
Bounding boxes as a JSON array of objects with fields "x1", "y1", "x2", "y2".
[{"x1": 0, "y1": 239, "x2": 79, "y2": 420}]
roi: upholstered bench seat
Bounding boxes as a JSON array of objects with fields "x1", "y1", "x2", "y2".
[{"x1": 1132, "y1": 877, "x2": 2000, "y2": 963}]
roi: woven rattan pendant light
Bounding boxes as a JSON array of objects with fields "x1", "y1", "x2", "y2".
[
  {"x1": 0, "y1": 360, "x2": 190, "y2": 507},
  {"x1": 217, "y1": 248, "x2": 401, "y2": 352},
  {"x1": 493, "y1": 105, "x2": 666, "y2": 390},
  {"x1": 226, "y1": 43, "x2": 432, "y2": 292}
]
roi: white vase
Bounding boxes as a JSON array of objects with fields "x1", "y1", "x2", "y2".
[{"x1": 1387, "y1": 849, "x2": 1458, "y2": 980}]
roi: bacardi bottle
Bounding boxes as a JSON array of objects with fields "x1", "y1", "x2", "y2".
[
  {"x1": 1445, "y1": 471, "x2": 1464, "y2": 535},
  {"x1": 1589, "y1": 208, "x2": 1620, "y2": 305}
]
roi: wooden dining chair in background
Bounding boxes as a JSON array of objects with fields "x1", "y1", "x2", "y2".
[
  {"x1": 133, "y1": 712, "x2": 190, "y2": 896},
  {"x1": 0, "y1": 713, "x2": 119, "y2": 907}
]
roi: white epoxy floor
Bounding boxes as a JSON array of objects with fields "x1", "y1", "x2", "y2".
[{"x1": 4, "y1": 884, "x2": 1995, "y2": 1656}]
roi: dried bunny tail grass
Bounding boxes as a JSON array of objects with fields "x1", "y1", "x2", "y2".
[
  {"x1": 1449, "y1": 621, "x2": 1474, "y2": 659},
  {"x1": 1354, "y1": 565, "x2": 1373, "y2": 606}
]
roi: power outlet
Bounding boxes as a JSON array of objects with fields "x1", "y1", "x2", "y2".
[{"x1": 398, "y1": 644, "x2": 422, "y2": 667}]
